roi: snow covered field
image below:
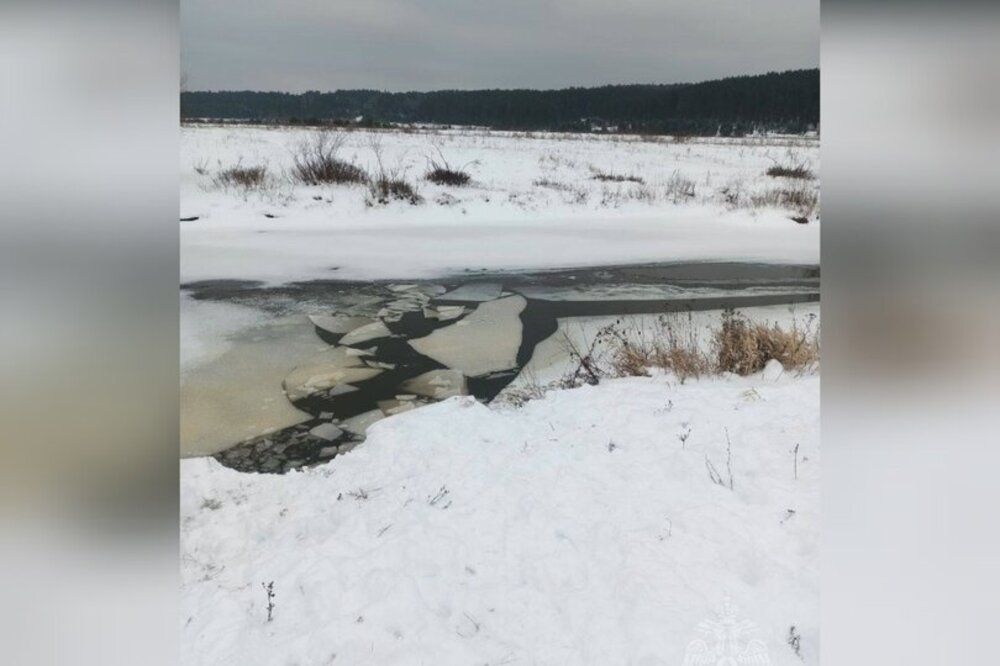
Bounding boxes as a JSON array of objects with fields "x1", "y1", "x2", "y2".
[
  {"x1": 181, "y1": 125, "x2": 820, "y2": 664},
  {"x1": 181, "y1": 125, "x2": 819, "y2": 284},
  {"x1": 182, "y1": 371, "x2": 819, "y2": 665}
]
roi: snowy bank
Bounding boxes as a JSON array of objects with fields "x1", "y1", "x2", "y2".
[
  {"x1": 181, "y1": 126, "x2": 819, "y2": 284},
  {"x1": 182, "y1": 372, "x2": 819, "y2": 664}
]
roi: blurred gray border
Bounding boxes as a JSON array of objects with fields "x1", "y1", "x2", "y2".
[{"x1": 1, "y1": 2, "x2": 179, "y2": 664}]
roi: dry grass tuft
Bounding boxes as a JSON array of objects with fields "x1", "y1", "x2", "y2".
[
  {"x1": 212, "y1": 164, "x2": 269, "y2": 191},
  {"x1": 665, "y1": 170, "x2": 697, "y2": 202},
  {"x1": 766, "y1": 164, "x2": 814, "y2": 180},
  {"x1": 292, "y1": 132, "x2": 366, "y2": 185},
  {"x1": 425, "y1": 148, "x2": 473, "y2": 186},
  {"x1": 590, "y1": 169, "x2": 644, "y2": 184},
  {"x1": 365, "y1": 136, "x2": 423, "y2": 205},
  {"x1": 714, "y1": 310, "x2": 819, "y2": 375},
  {"x1": 367, "y1": 176, "x2": 422, "y2": 205},
  {"x1": 750, "y1": 186, "x2": 819, "y2": 217},
  {"x1": 594, "y1": 311, "x2": 818, "y2": 382},
  {"x1": 426, "y1": 167, "x2": 471, "y2": 186},
  {"x1": 603, "y1": 316, "x2": 711, "y2": 382}
]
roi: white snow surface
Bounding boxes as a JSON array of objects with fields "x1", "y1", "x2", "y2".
[
  {"x1": 181, "y1": 372, "x2": 819, "y2": 665},
  {"x1": 181, "y1": 126, "x2": 819, "y2": 284}
]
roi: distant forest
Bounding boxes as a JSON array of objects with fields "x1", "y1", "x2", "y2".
[{"x1": 181, "y1": 69, "x2": 819, "y2": 136}]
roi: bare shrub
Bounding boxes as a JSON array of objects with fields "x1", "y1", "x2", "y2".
[
  {"x1": 368, "y1": 176, "x2": 421, "y2": 205},
  {"x1": 603, "y1": 315, "x2": 710, "y2": 382},
  {"x1": 292, "y1": 132, "x2": 366, "y2": 185},
  {"x1": 425, "y1": 148, "x2": 472, "y2": 186},
  {"x1": 665, "y1": 170, "x2": 696, "y2": 202},
  {"x1": 212, "y1": 163, "x2": 269, "y2": 191},
  {"x1": 365, "y1": 137, "x2": 422, "y2": 205},
  {"x1": 590, "y1": 169, "x2": 644, "y2": 184},
  {"x1": 750, "y1": 186, "x2": 819, "y2": 217},
  {"x1": 714, "y1": 309, "x2": 820, "y2": 375},
  {"x1": 766, "y1": 151, "x2": 815, "y2": 180},
  {"x1": 427, "y1": 167, "x2": 471, "y2": 186},
  {"x1": 766, "y1": 163, "x2": 814, "y2": 180}
]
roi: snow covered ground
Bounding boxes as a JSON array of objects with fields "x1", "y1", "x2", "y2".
[
  {"x1": 180, "y1": 126, "x2": 820, "y2": 664},
  {"x1": 181, "y1": 125, "x2": 819, "y2": 284},
  {"x1": 182, "y1": 370, "x2": 818, "y2": 665}
]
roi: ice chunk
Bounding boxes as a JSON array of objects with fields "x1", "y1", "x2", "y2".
[
  {"x1": 339, "y1": 321, "x2": 393, "y2": 346},
  {"x1": 284, "y1": 367, "x2": 383, "y2": 401},
  {"x1": 308, "y1": 314, "x2": 374, "y2": 336},
  {"x1": 399, "y1": 369, "x2": 468, "y2": 399},
  {"x1": 309, "y1": 423, "x2": 344, "y2": 441},
  {"x1": 408, "y1": 295, "x2": 526, "y2": 377},
  {"x1": 283, "y1": 347, "x2": 382, "y2": 401},
  {"x1": 424, "y1": 305, "x2": 467, "y2": 321},
  {"x1": 378, "y1": 399, "x2": 419, "y2": 416},
  {"x1": 390, "y1": 283, "x2": 446, "y2": 297},
  {"x1": 438, "y1": 282, "x2": 503, "y2": 302},
  {"x1": 339, "y1": 409, "x2": 385, "y2": 436}
]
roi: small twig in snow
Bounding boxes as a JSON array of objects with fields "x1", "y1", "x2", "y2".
[
  {"x1": 261, "y1": 581, "x2": 275, "y2": 622},
  {"x1": 706, "y1": 429, "x2": 735, "y2": 490},
  {"x1": 428, "y1": 485, "x2": 450, "y2": 507}
]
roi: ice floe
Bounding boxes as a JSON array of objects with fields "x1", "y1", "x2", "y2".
[
  {"x1": 339, "y1": 320, "x2": 393, "y2": 346},
  {"x1": 282, "y1": 346, "x2": 383, "y2": 401},
  {"x1": 339, "y1": 409, "x2": 385, "y2": 436},
  {"x1": 408, "y1": 295, "x2": 526, "y2": 376},
  {"x1": 399, "y1": 369, "x2": 468, "y2": 399},
  {"x1": 438, "y1": 282, "x2": 503, "y2": 302},
  {"x1": 308, "y1": 314, "x2": 374, "y2": 336},
  {"x1": 308, "y1": 423, "x2": 344, "y2": 441}
]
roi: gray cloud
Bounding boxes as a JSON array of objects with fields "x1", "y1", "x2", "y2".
[{"x1": 181, "y1": 0, "x2": 818, "y2": 92}]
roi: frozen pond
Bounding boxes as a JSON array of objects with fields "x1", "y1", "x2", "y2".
[{"x1": 181, "y1": 262, "x2": 818, "y2": 473}]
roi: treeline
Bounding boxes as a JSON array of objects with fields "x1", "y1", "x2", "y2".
[{"x1": 181, "y1": 69, "x2": 819, "y2": 136}]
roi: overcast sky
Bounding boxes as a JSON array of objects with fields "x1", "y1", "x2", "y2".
[{"x1": 181, "y1": 0, "x2": 819, "y2": 92}]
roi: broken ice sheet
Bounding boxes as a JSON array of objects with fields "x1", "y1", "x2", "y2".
[
  {"x1": 408, "y1": 295, "x2": 526, "y2": 377},
  {"x1": 378, "y1": 398, "x2": 419, "y2": 416},
  {"x1": 438, "y1": 282, "x2": 503, "y2": 302},
  {"x1": 308, "y1": 314, "x2": 374, "y2": 336},
  {"x1": 423, "y1": 305, "x2": 466, "y2": 321},
  {"x1": 339, "y1": 320, "x2": 393, "y2": 346},
  {"x1": 283, "y1": 346, "x2": 383, "y2": 401},
  {"x1": 309, "y1": 423, "x2": 344, "y2": 441},
  {"x1": 399, "y1": 369, "x2": 468, "y2": 399},
  {"x1": 339, "y1": 409, "x2": 385, "y2": 436}
]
